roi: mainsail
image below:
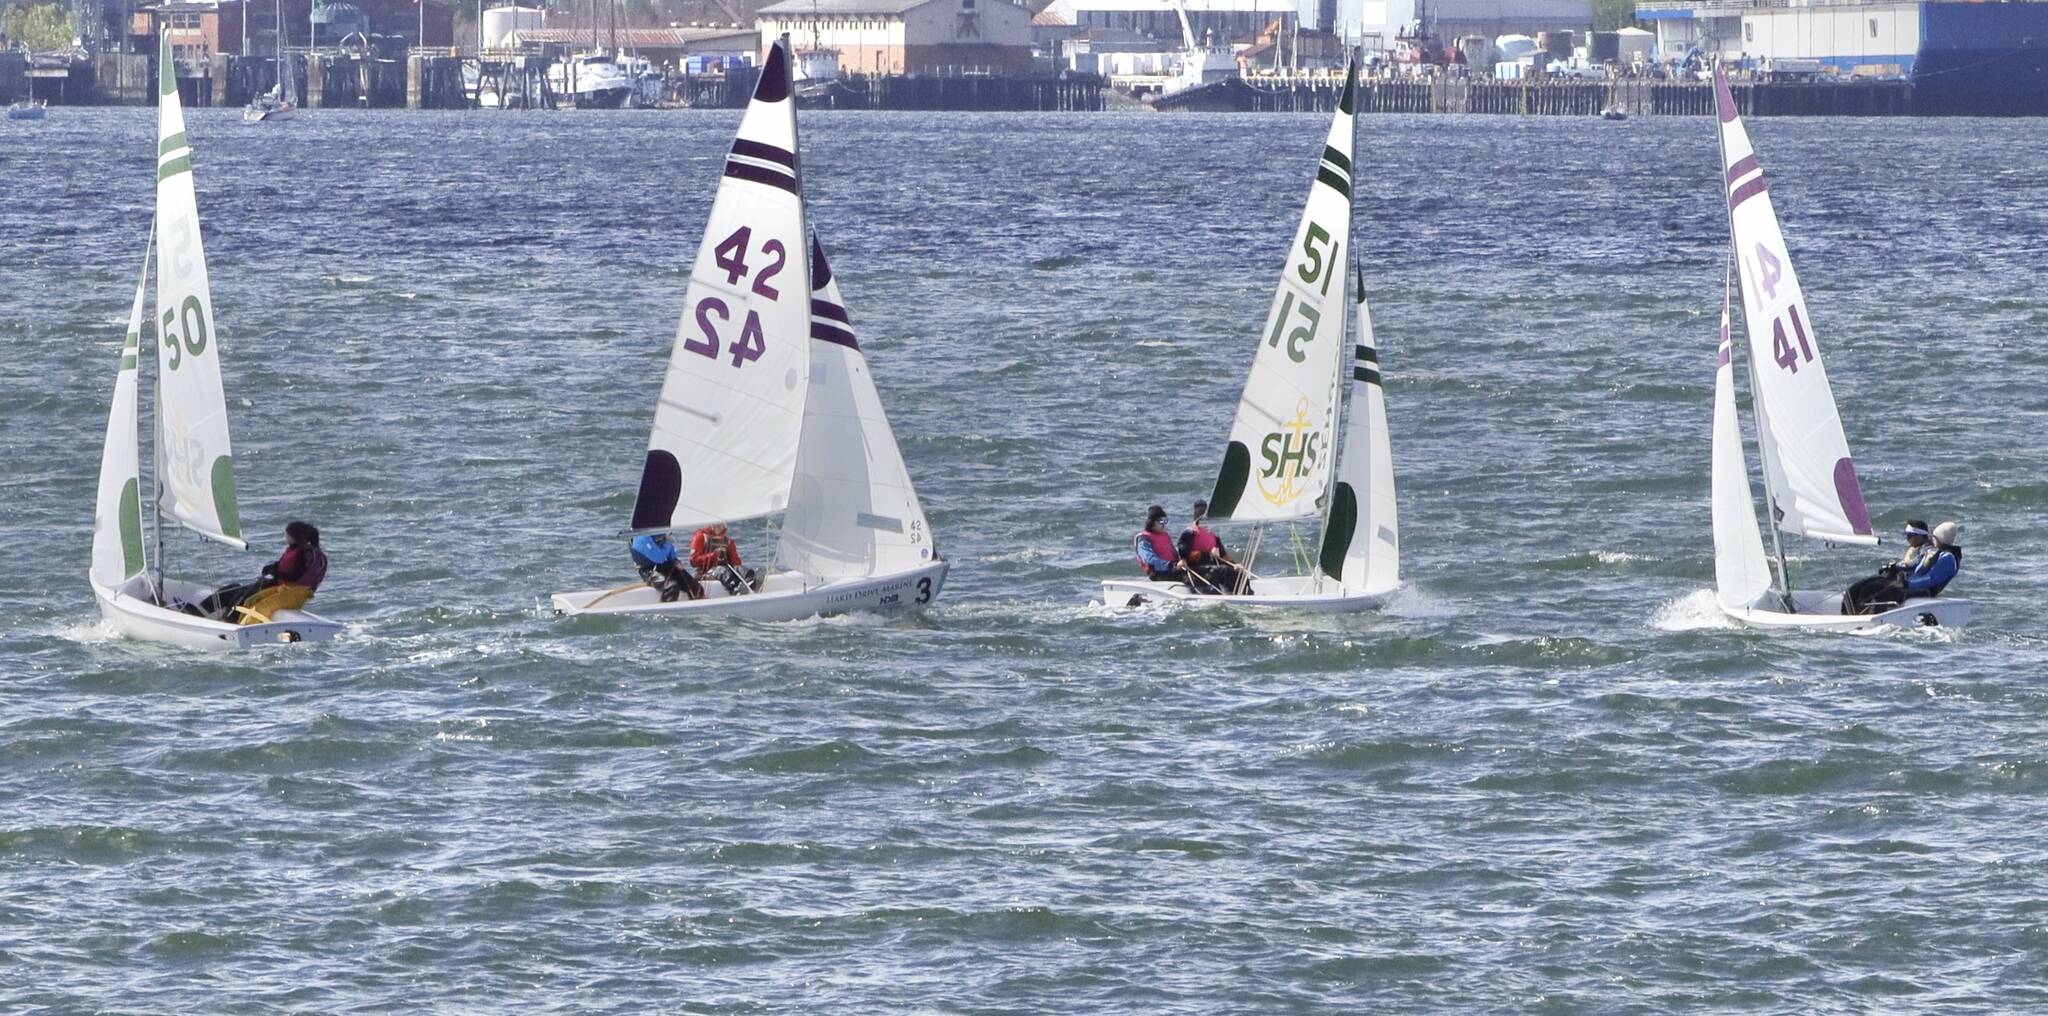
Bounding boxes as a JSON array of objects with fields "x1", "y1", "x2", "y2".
[
  {"x1": 1710, "y1": 260, "x2": 1772, "y2": 609},
  {"x1": 1207, "y1": 61, "x2": 1357, "y2": 523},
  {"x1": 776, "y1": 234, "x2": 936, "y2": 580},
  {"x1": 1715, "y1": 68, "x2": 1874, "y2": 546},
  {"x1": 92, "y1": 244, "x2": 152, "y2": 588},
  {"x1": 1318, "y1": 262, "x2": 1399, "y2": 593},
  {"x1": 152, "y1": 32, "x2": 244, "y2": 549},
  {"x1": 630, "y1": 39, "x2": 811, "y2": 533}
]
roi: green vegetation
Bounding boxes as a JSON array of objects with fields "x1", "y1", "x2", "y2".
[
  {"x1": 2, "y1": 2, "x2": 75, "y2": 52},
  {"x1": 1594, "y1": 0, "x2": 1640, "y2": 31}
]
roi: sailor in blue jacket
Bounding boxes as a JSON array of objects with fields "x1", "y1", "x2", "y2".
[
  {"x1": 630, "y1": 532, "x2": 705, "y2": 602},
  {"x1": 1901, "y1": 521, "x2": 1963, "y2": 599}
]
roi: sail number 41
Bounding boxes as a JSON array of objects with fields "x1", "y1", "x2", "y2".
[
  {"x1": 685, "y1": 226, "x2": 786, "y2": 368},
  {"x1": 1748, "y1": 242, "x2": 1815, "y2": 373}
]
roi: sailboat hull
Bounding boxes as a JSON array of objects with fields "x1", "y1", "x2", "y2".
[
  {"x1": 1100, "y1": 573, "x2": 1396, "y2": 613},
  {"x1": 92, "y1": 576, "x2": 343, "y2": 649},
  {"x1": 1720, "y1": 590, "x2": 1971, "y2": 632},
  {"x1": 552, "y1": 560, "x2": 948, "y2": 622}
]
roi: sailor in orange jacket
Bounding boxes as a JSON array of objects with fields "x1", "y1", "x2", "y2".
[{"x1": 691, "y1": 523, "x2": 760, "y2": 595}]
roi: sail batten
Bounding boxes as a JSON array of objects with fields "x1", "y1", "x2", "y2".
[
  {"x1": 630, "y1": 40, "x2": 811, "y2": 533},
  {"x1": 1207, "y1": 62, "x2": 1358, "y2": 524},
  {"x1": 1714, "y1": 67, "x2": 1873, "y2": 545}
]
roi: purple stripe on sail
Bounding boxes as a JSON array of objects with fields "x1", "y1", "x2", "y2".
[
  {"x1": 1717, "y1": 342, "x2": 1731, "y2": 368},
  {"x1": 811, "y1": 322, "x2": 858, "y2": 349},
  {"x1": 1714, "y1": 68, "x2": 1739, "y2": 122},
  {"x1": 810, "y1": 298, "x2": 850, "y2": 325},
  {"x1": 1834, "y1": 458, "x2": 1873, "y2": 535},
  {"x1": 730, "y1": 138, "x2": 795, "y2": 169},
  {"x1": 1724, "y1": 153, "x2": 1758, "y2": 185},
  {"x1": 1728, "y1": 176, "x2": 1769, "y2": 211},
  {"x1": 723, "y1": 160, "x2": 798, "y2": 194}
]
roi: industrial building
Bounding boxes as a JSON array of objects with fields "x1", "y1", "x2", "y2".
[
  {"x1": 1355, "y1": 0, "x2": 1592, "y2": 48},
  {"x1": 754, "y1": 0, "x2": 1035, "y2": 75},
  {"x1": 1634, "y1": 0, "x2": 2048, "y2": 112},
  {"x1": 1042, "y1": 0, "x2": 1300, "y2": 46}
]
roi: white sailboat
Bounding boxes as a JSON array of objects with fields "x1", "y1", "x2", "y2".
[
  {"x1": 242, "y1": 0, "x2": 298, "y2": 124},
  {"x1": 552, "y1": 39, "x2": 946, "y2": 622},
  {"x1": 1707, "y1": 66, "x2": 1967, "y2": 632},
  {"x1": 88, "y1": 33, "x2": 341, "y2": 649},
  {"x1": 1103, "y1": 60, "x2": 1402, "y2": 613}
]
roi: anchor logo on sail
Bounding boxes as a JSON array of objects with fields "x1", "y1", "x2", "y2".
[{"x1": 1256, "y1": 397, "x2": 1323, "y2": 507}]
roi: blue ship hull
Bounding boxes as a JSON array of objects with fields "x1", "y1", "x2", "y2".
[{"x1": 1914, "y1": 2, "x2": 2048, "y2": 115}]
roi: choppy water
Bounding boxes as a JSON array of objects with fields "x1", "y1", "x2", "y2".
[{"x1": 3, "y1": 107, "x2": 2046, "y2": 1011}]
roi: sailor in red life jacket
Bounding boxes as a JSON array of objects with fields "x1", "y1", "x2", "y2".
[
  {"x1": 1178, "y1": 499, "x2": 1251, "y2": 595},
  {"x1": 190, "y1": 520, "x2": 329, "y2": 620},
  {"x1": 1133, "y1": 505, "x2": 1189, "y2": 584}
]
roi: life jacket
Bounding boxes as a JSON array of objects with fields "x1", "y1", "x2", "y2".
[
  {"x1": 277, "y1": 545, "x2": 327, "y2": 592},
  {"x1": 1133, "y1": 530, "x2": 1176, "y2": 573},
  {"x1": 1926, "y1": 547, "x2": 1961, "y2": 597},
  {"x1": 1183, "y1": 525, "x2": 1221, "y2": 557}
]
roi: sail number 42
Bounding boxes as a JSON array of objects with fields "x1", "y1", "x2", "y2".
[{"x1": 685, "y1": 226, "x2": 785, "y2": 368}]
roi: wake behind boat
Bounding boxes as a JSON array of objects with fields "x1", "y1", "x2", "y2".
[
  {"x1": 1705, "y1": 65, "x2": 1967, "y2": 633},
  {"x1": 1103, "y1": 58, "x2": 1402, "y2": 614},
  {"x1": 552, "y1": 39, "x2": 945, "y2": 623},
  {"x1": 88, "y1": 32, "x2": 340, "y2": 649}
]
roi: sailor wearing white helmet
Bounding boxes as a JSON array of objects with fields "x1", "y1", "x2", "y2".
[{"x1": 1901, "y1": 522, "x2": 1964, "y2": 600}]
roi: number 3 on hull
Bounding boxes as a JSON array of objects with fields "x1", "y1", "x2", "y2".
[
  {"x1": 1102, "y1": 57, "x2": 1405, "y2": 614},
  {"x1": 1705, "y1": 65, "x2": 1967, "y2": 632},
  {"x1": 551, "y1": 38, "x2": 945, "y2": 622}
]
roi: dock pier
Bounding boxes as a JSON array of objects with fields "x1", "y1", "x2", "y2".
[{"x1": 1159, "y1": 74, "x2": 1922, "y2": 117}]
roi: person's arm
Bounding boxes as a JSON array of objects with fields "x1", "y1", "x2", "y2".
[
  {"x1": 727, "y1": 542, "x2": 743, "y2": 569},
  {"x1": 689, "y1": 534, "x2": 717, "y2": 571},
  {"x1": 1177, "y1": 530, "x2": 1198, "y2": 562},
  {"x1": 1902, "y1": 552, "x2": 1956, "y2": 596},
  {"x1": 1136, "y1": 539, "x2": 1170, "y2": 573}
]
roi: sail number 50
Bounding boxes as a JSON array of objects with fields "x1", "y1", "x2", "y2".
[
  {"x1": 159, "y1": 295, "x2": 208, "y2": 372},
  {"x1": 685, "y1": 226, "x2": 786, "y2": 369}
]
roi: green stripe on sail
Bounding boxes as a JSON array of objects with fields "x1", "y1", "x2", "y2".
[
  {"x1": 159, "y1": 34, "x2": 176, "y2": 96},
  {"x1": 159, "y1": 132, "x2": 187, "y2": 156},
  {"x1": 1318, "y1": 481, "x2": 1358, "y2": 580},
  {"x1": 119, "y1": 354, "x2": 137, "y2": 371},
  {"x1": 210, "y1": 455, "x2": 242, "y2": 540},
  {"x1": 119, "y1": 478, "x2": 146, "y2": 577},
  {"x1": 158, "y1": 154, "x2": 192, "y2": 181},
  {"x1": 1208, "y1": 441, "x2": 1251, "y2": 520}
]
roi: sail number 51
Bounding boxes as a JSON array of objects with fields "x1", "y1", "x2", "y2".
[
  {"x1": 1268, "y1": 223, "x2": 1338, "y2": 363},
  {"x1": 685, "y1": 226, "x2": 785, "y2": 368}
]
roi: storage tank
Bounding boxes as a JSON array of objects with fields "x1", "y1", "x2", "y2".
[{"x1": 483, "y1": 5, "x2": 547, "y2": 50}]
